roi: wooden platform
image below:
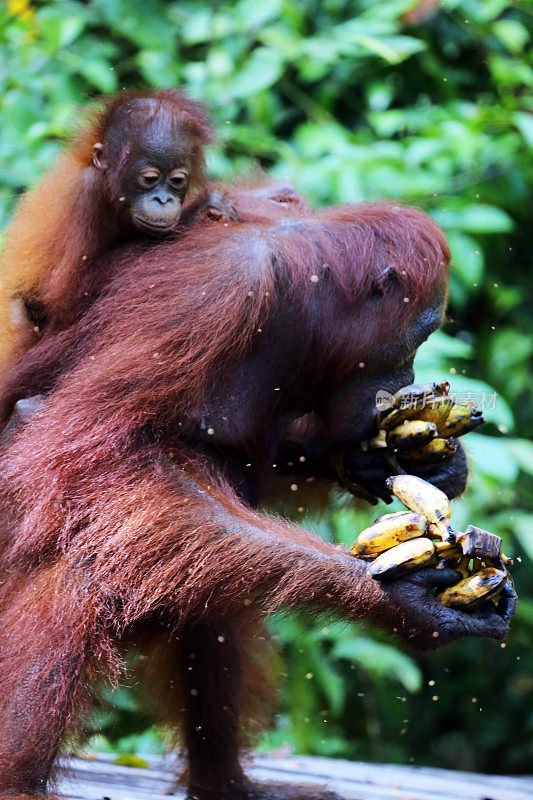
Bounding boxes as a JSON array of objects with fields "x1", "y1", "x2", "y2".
[{"x1": 56, "y1": 753, "x2": 533, "y2": 800}]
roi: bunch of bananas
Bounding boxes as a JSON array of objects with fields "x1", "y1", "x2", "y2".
[
  {"x1": 372, "y1": 380, "x2": 484, "y2": 468},
  {"x1": 351, "y1": 474, "x2": 513, "y2": 610},
  {"x1": 336, "y1": 380, "x2": 485, "y2": 505}
]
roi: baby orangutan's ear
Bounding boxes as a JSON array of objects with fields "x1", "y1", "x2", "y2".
[{"x1": 92, "y1": 143, "x2": 107, "y2": 170}]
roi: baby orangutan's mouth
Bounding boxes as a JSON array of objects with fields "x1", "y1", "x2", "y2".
[{"x1": 133, "y1": 215, "x2": 180, "y2": 235}]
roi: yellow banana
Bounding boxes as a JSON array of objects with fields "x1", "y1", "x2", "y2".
[
  {"x1": 437, "y1": 568, "x2": 507, "y2": 610},
  {"x1": 368, "y1": 537, "x2": 436, "y2": 581},
  {"x1": 416, "y1": 395, "x2": 454, "y2": 427},
  {"x1": 351, "y1": 512, "x2": 428, "y2": 558},
  {"x1": 440, "y1": 404, "x2": 484, "y2": 437},
  {"x1": 386, "y1": 420, "x2": 437, "y2": 453},
  {"x1": 400, "y1": 437, "x2": 457, "y2": 464},
  {"x1": 386, "y1": 475, "x2": 453, "y2": 539},
  {"x1": 434, "y1": 540, "x2": 462, "y2": 561}
]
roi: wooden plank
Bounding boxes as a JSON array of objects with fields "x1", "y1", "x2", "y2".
[
  {"x1": 55, "y1": 754, "x2": 533, "y2": 800},
  {"x1": 264, "y1": 756, "x2": 533, "y2": 798}
]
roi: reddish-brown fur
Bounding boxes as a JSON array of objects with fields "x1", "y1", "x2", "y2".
[
  {"x1": 0, "y1": 89, "x2": 212, "y2": 374},
  {"x1": 0, "y1": 200, "x2": 510, "y2": 800}
]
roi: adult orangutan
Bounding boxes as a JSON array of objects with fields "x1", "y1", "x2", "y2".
[
  {"x1": 0, "y1": 88, "x2": 213, "y2": 375},
  {"x1": 0, "y1": 195, "x2": 515, "y2": 800}
]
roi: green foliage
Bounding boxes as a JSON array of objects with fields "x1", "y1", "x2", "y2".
[{"x1": 1, "y1": 0, "x2": 532, "y2": 773}]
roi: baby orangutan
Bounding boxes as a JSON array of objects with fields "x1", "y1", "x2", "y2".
[{"x1": 0, "y1": 88, "x2": 213, "y2": 373}]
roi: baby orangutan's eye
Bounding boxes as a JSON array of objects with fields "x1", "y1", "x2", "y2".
[
  {"x1": 138, "y1": 170, "x2": 160, "y2": 188},
  {"x1": 168, "y1": 170, "x2": 188, "y2": 189}
]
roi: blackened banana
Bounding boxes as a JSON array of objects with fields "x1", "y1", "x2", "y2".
[{"x1": 386, "y1": 420, "x2": 437, "y2": 452}]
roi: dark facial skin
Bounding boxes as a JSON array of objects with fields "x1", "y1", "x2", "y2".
[
  {"x1": 92, "y1": 102, "x2": 193, "y2": 235},
  {"x1": 123, "y1": 158, "x2": 189, "y2": 234}
]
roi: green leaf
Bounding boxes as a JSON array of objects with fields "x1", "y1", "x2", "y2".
[
  {"x1": 514, "y1": 112, "x2": 533, "y2": 147},
  {"x1": 344, "y1": 33, "x2": 425, "y2": 64},
  {"x1": 432, "y1": 205, "x2": 514, "y2": 234},
  {"x1": 515, "y1": 598, "x2": 533, "y2": 627},
  {"x1": 307, "y1": 648, "x2": 346, "y2": 716},
  {"x1": 74, "y1": 59, "x2": 118, "y2": 93},
  {"x1": 493, "y1": 20, "x2": 529, "y2": 53},
  {"x1": 509, "y1": 514, "x2": 533, "y2": 563},
  {"x1": 116, "y1": 728, "x2": 165, "y2": 755},
  {"x1": 136, "y1": 50, "x2": 181, "y2": 86},
  {"x1": 490, "y1": 55, "x2": 533, "y2": 87},
  {"x1": 415, "y1": 330, "x2": 472, "y2": 366},
  {"x1": 507, "y1": 439, "x2": 533, "y2": 477},
  {"x1": 236, "y1": 0, "x2": 282, "y2": 30},
  {"x1": 230, "y1": 47, "x2": 284, "y2": 98},
  {"x1": 331, "y1": 635, "x2": 422, "y2": 692},
  {"x1": 448, "y1": 231, "x2": 484, "y2": 287},
  {"x1": 102, "y1": 686, "x2": 139, "y2": 712},
  {"x1": 95, "y1": 0, "x2": 174, "y2": 49},
  {"x1": 38, "y1": 11, "x2": 87, "y2": 50},
  {"x1": 463, "y1": 434, "x2": 519, "y2": 483}
]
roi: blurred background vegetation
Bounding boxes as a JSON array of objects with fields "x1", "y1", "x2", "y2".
[{"x1": 1, "y1": 0, "x2": 532, "y2": 775}]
